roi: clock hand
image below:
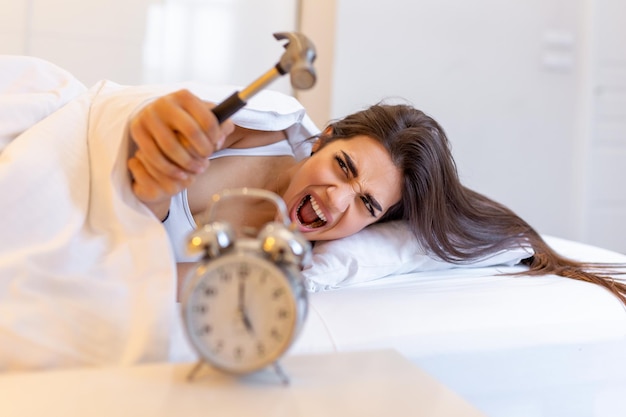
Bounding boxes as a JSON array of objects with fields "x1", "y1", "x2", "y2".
[
  {"x1": 238, "y1": 278, "x2": 245, "y2": 310},
  {"x1": 238, "y1": 276, "x2": 255, "y2": 335},
  {"x1": 241, "y1": 310, "x2": 255, "y2": 335}
]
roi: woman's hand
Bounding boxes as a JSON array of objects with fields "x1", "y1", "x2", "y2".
[{"x1": 127, "y1": 89, "x2": 235, "y2": 215}]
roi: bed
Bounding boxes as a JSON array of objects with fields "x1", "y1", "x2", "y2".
[{"x1": 2, "y1": 56, "x2": 626, "y2": 408}]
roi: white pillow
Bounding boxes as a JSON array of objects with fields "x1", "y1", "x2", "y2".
[{"x1": 302, "y1": 220, "x2": 534, "y2": 291}]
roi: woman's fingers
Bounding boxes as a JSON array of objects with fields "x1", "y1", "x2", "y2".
[
  {"x1": 128, "y1": 152, "x2": 197, "y2": 204},
  {"x1": 128, "y1": 155, "x2": 166, "y2": 203},
  {"x1": 135, "y1": 150, "x2": 197, "y2": 194},
  {"x1": 129, "y1": 118, "x2": 191, "y2": 180},
  {"x1": 129, "y1": 89, "x2": 234, "y2": 179},
  {"x1": 128, "y1": 89, "x2": 237, "y2": 209},
  {"x1": 172, "y1": 89, "x2": 232, "y2": 156},
  {"x1": 202, "y1": 100, "x2": 236, "y2": 150},
  {"x1": 132, "y1": 99, "x2": 206, "y2": 175}
]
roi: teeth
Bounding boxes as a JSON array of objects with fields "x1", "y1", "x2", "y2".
[
  {"x1": 310, "y1": 196, "x2": 327, "y2": 222},
  {"x1": 296, "y1": 195, "x2": 328, "y2": 228}
]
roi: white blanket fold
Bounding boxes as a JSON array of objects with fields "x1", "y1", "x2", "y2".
[{"x1": 0, "y1": 81, "x2": 178, "y2": 371}]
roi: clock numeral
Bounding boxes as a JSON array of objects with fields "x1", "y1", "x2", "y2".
[
  {"x1": 192, "y1": 305, "x2": 207, "y2": 314},
  {"x1": 259, "y1": 271, "x2": 268, "y2": 285},
  {"x1": 234, "y1": 346, "x2": 243, "y2": 360},
  {"x1": 272, "y1": 287, "x2": 285, "y2": 299},
  {"x1": 239, "y1": 263, "x2": 250, "y2": 278},
  {"x1": 196, "y1": 324, "x2": 212, "y2": 336},
  {"x1": 256, "y1": 342, "x2": 266, "y2": 356},
  {"x1": 219, "y1": 270, "x2": 232, "y2": 282},
  {"x1": 277, "y1": 308, "x2": 289, "y2": 319},
  {"x1": 204, "y1": 287, "x2": 216, "y2": 297},
  {"x1": 270, "y1": 327, "x2": 281, "y2": 341},
  {"x1": 213, "y1": 340, "x2": 224, "y2": 353}
]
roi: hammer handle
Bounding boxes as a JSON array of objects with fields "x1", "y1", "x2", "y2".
[{"x1": 212, "y1": 92, "x2": 247, "y2": 124}]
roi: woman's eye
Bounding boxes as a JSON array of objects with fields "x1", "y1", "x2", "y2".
[
  {"x1": 335, "y1": 156, "x2": 348, "y2": 175},
  {"x1": 360, "y1": 196, "x2": 375, "y2": 217}
]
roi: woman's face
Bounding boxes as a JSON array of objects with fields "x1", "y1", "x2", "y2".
[{"x1": 282, "y1": 135, "x2": 402, "y2": 241}]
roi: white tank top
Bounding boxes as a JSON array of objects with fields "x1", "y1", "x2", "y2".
[{"x1": 162, "y1": 140, "x2": 296, "y2": 262}]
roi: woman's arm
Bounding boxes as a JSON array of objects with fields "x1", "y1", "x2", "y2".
[{"x1": 176, "y1": 262, "x2": 199, "y2": 301}]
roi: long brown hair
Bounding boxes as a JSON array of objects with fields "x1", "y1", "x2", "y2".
[{"x1": 322, "y1": 103, "x2": 626, "y2": 304}]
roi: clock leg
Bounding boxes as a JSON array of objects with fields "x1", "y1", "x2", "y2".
[
  {"x1": 187, "y1": 360, "x2": 205, "y2": 382},
  {"x1": 273, "y1": 362, "x2": 290, "y2": 386}
]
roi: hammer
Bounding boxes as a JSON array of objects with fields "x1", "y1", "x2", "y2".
[{"x1": 211, "y1": 32, "x2": 317, "y2": 123}]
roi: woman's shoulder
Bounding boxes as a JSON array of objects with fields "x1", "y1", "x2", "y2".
[
  {"x1": 210, "y1": 139, "x2": 294, "y2": 159},
  {"x1": 213, "y1": 127, "x2": 293, "y2": 159}
]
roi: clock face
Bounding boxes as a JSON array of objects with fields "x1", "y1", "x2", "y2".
[{"x1": 183, "y1": 253, "x2": 299, "y2": 374}]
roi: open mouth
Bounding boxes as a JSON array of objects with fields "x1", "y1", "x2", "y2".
[{"x1": 296, "y1": 195, "x2": 327, "y2": 229}]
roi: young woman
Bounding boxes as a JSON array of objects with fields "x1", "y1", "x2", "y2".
[{"x1": 128, "y1": 89, "x2": 626, "y2": 304}]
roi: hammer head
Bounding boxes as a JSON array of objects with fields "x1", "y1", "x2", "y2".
[{"x1": 273, "y1": 32, "x2": 317, "y2": 90}]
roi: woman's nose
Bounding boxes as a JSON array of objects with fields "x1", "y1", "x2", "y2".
[{"x1": 326, "y1": 184, "x2": 353, "y2": 213}]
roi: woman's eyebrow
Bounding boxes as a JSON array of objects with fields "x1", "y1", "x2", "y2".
[
  {"x1": 341, "y1": 150, "x2": 358, "y2": 177},
  {"x1": 341, "y1": 150, "x2": 383, "y2": 213},
  {"x1": 366, "y1": 193, "x2": 383, "y2": 213}
]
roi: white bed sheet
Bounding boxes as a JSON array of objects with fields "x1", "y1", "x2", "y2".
[
  {"x1": 166, "y1": 236, "x2": 626, "y2": 364},
  {"x1": 288, "y1": 236, "x2": 626, "y2": 360}
]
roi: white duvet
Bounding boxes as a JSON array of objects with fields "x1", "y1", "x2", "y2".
[{"x1": 0, "y1": 65, "x2": 178, "y2": 370}]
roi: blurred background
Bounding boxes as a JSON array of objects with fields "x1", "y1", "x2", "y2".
[{"x1": 1, "y1": 0, "x2": 624, "y2": 254}]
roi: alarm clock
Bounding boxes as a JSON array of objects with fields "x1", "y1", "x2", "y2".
[{"x1": 180, "y1": 188, "x2": 311, "y2": 384}]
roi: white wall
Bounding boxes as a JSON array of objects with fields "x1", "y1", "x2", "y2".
[
  {"x1": 583, "y1": 0, "x2": 626, "y2": 252},
  {"x1": 0, "y1": 0, "x2": 27, "y2": 55},
  {"x1": 328, "y1": 0, "x2": 583, "y2": 242},
  {"x1": 1, "y1": 0, "x2": 155, "y2": 85},
  {"x1": 301, "y1": 0, "x2": 625, "y2": 254}
]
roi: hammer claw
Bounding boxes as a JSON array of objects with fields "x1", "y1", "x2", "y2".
[{"x1": 211, "y1": 32, "x2": 317, "y2": 124}]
